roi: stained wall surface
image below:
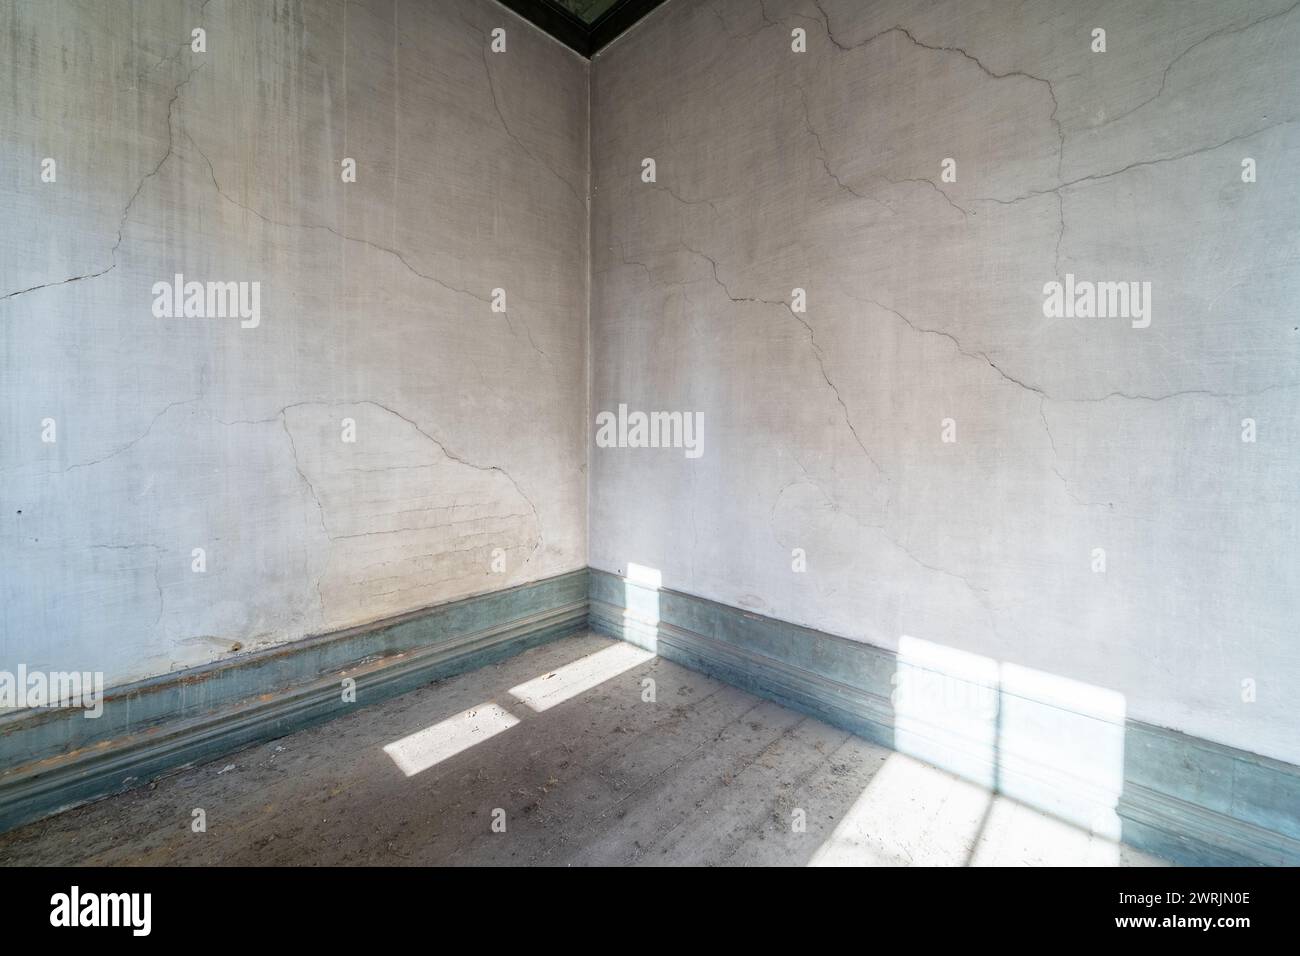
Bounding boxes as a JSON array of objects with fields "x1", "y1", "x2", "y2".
[
  {"x1": 589, "y1": 0, "x2": 1300, "y2": 763},
  {"x1": 1, "y1": 0, "x2": 589, "y2": 686}
]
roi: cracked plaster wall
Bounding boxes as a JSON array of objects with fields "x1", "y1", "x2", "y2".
[
  {"x1": 589, "y1": 0, "x2": 1300, "y2": 763},
  {"x1": 2, "y1": 0, "x2": 588, "y2": 687},
  {"x1": 3, "y1": 0, "x2": 1298, "y2": 767}
]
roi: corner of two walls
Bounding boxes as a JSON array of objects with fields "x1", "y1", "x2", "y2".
[
  {"x1": 587, "y1": 0, "x2": 1300, "y2": 768},
  {"x1": 1, "y1": 0, "x2": 589, "y2": 692},
  {"x1": 5, "y1": 0, "x2": 1298, "y2": 778}
]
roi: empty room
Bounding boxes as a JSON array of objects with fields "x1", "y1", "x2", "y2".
[{"x1": 1, "y1": 0, "x2": 1297, "y2": 903}]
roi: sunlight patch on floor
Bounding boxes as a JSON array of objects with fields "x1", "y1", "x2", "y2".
[
  {"x1": 509, "y1": 642, "x2": 654, "y2": 712},
  {"x1": 383, "y1": 702, "x2": 519, "y2": 777}
]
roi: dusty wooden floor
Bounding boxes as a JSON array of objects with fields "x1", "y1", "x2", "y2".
[{"x1": 0, "y1": 632, "x2": 1168, "y2": 866}]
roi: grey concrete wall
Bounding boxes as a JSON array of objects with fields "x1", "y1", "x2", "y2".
[
  {"x1": 1, "y1": 0, "x2": 589, "y2": 687},
  {"x1": 589, "y1": 0, "x2": 1300, "y2": 764}
]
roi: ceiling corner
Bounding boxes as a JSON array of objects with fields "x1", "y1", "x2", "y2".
[{"x1": 494, "y1": 0, "x2": 669, "y2": 57}]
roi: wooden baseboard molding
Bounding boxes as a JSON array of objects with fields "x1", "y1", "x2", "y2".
[
  {"x1": 588, "y1": 567, "x2": 1300, "y2": 867},
  {"x1": 8, "y1": 564, "x2": 1296, "y2": 867},
  {"x1": 0, "y1": 569, "x2": 588, "y2": 833}
]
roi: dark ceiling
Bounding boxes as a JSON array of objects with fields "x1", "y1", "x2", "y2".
[{"x1": 495, "y1": 0, "x2": 668, "y2": 56}]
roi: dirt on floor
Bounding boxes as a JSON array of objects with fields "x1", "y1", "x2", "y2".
[{"x1": 0, "y1": 632, "x2": 1169, "y2": 867}]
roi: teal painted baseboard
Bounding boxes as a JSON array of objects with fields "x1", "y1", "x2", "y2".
[
  {"x1": 588, "y1": 567, "x2": 1300, "y2": 867},
  {"x1": 0, "y1": 569, "x2": 588, "y2": 834},
  {"x1": 7, "y1": 564, "x2": 1297, "y2": 866}
]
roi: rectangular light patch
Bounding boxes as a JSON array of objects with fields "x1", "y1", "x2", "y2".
[{"x1": 383, "y1": 702, "x2": 519, "y2": 777}]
